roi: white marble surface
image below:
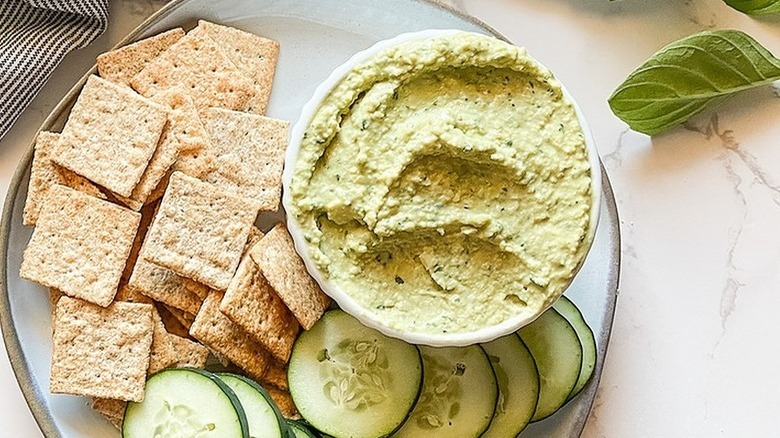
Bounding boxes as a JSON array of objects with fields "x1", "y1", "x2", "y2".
[{"x1": 2, "y1": 0, "x2": 780, "y2": 436}]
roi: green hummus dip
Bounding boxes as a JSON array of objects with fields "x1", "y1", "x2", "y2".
[{"x1": 289, "y1": 32, "x2": 593, "y2": 335}]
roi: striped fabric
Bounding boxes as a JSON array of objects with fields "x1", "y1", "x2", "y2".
[{"x1": 0, "y1": 0, "x2": 108, "y2": 140}]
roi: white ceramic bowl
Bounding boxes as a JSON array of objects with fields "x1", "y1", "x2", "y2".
[{"x1": 282, "y1": 29, "x2": 602, "y2": 347}]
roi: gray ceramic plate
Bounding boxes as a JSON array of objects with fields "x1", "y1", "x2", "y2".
[{"x1": 0, "y1": 0, "x2": 621, "y2": 436}]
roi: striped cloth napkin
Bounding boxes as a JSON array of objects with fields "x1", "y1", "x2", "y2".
[{"x1": 0, "y1": 0, "x2": 108, "y2": 140}]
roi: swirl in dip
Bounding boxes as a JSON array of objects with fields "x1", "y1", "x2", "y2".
[{"x1": 288, "y1": 32, "x2": 593, "y2": 335}]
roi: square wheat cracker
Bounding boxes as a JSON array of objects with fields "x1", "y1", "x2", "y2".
[
  {"x1": 262, "y1": 359, "x2": 289, "y2": 391},
  {"x1": 201, "y1": 108, "x2": 289, "y2": 212},
  {"x1": 48, "y1": 288, "x2": 64, "y2": 329},
  {"x1": 244, "y1": 225, "x2": 264, "y2": 253},
  {"x1": 182, "y1": 225, "x2": 259, "y2": 304},
  {"x1": 113, "y1": 287, "x2": 178, "y2": 373},
  {"x1": 91, "y1": 398, "x2": 125, "y2": 429},
  {"x1": 196, "y1": 20, "x2": 280, "y2": 114},
  {"x1": 190, "y1": 291, "x2": 271, "y2": 380},
  {"x1": 220, "y1": 251, "x2": 299, "y2": 363},
  {"x1": 157, "y1": 304, "x2": 192, "y2": 338},
  {"x1": 23, "y1": 131, "x2": 104, "y2": 226},
  {"x1": 119, "y1": 201, "x2": 158, "y2": 285},
  {"x1": 143, "y1": 172, "x2": 258, "y2": 290},
  {"x1": 97, "y1": 28, "x2": 185, "y2": 86},
  {"x1": 250, "y1": 224, "x2": 330, "y2": 330},
  {"x1": 146, "y1": 171, "x2": 171, "y2": 206},
  {"x1": 181, "y1": 277, "x2": 210, "y2": 300},
  {"x1": 268, "y1": 388, "x2": 299, "y2": 420},
  {"x1": 113, "y1": 123, "x2": 180, "y2": 211},
  {"x1": 131, "y1": 30, "x2": 255, "y2": 112},
  {"x1": 128, "y1": 256, "x2": 203, "y2": 314},
  {"x1": 164, "y1": 305, "x2": 196, "y2": 330},
  {"x1": 52, "y1": 75, "x2": 168, "y2": 198},
  {"x1": 20, "y1": 185, "x2": 140, "y2": 307},
  {"x1": 169, "y1": 334, "x2": 209, "y2": 368},
  {"x1": 151, "y1": 87, "x2": 215, "y2": 179},
  {"x1": 124, "y1": 200, "x2": 209, "y2": 310},
  {"x1": 50, "y1": 297, "x2": 154, "y2": 402},
  {"x1": 114, "y1": 284, "x2": 153, "y2": 305},
  {"x1": 125, "y1": 194, "x2": 205, "y2": 313},
  {"x1": 148, "y1": 307, "x2": 178, "y2": 374}
]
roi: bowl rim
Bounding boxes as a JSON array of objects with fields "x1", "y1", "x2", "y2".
[{"x1": 282, "y1": 28, "x2": 602, "y2": 347}]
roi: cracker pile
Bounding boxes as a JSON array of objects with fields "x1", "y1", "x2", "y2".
[{"x1": 20, "y1": 21, "x2": 329, "y2": 428}]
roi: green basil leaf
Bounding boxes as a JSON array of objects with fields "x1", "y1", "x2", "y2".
[
  {"x1": 608, "y1": 30, "x2": 780, "y2": 135},
  {"x1": 724, "y1": 0, "x2": 780, "y2": 15}
]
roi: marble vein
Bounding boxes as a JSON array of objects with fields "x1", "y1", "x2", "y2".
[
  {"x1": 602, "y1": 128, "x2": 629, "y2": 171},
  {"x1": 684, "y1": 114, "x2": 747, "y2": 333},
  {"x1": 682, "y1": 0, "x2": 718, "y2": 29}
]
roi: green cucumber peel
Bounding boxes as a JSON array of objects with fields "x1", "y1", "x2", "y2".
[{"x1": 608, "y1": 29, "x2": 780, "y2": 135}]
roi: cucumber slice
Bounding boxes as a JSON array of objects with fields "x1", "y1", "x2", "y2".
[
  {"x1": 518, "y1": 309, "x2": 583, "y2": 422},
  {"x1": 393, "y1": 345, "x2": 498, "y2": 438},
  {"x1": 216, "y1": 373, "x2": 289, "y2": 438},
  {"x1": 288, "y1": 420, "x2": 318, "y2": 438},
  {"x1": 553, "y1": 295, "x2": 597, "y2": 401},
  {"x1": 288, "y1": 310, "x2": 422, "y2": 438},
  {"x1": 480, "y1": 334, "x2": 539, "y2": 437},
  {"x1": 123, "y1": 368, "x2": 249, "y2": 437}
]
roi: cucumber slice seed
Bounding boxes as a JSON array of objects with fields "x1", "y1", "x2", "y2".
[
  {"x1": 481, "y1": 334, "x2": 540, "y2": 437},
  {"x1": 553, "y1": 295, "x2": 598, "y2": 401},
  {"x1": 122, "y1": 368, "x2": 249, "y2": 438},
  {"x1": 216, "y1": 373, "x2": 290, "y2": 438},
  {"x1": 393, "y1": 345, "x2": 498, "y2": 438},
  {"x1": 518, "y1": 309, "x2": 583, "y2": 422},
  {"x1": 288, "y1": 310, "x2": 422, "y2": 438}
]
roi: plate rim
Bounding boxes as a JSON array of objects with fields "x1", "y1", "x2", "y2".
[{"x1": 0, "y1": 1, "x2": 621, "y2": 436}]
